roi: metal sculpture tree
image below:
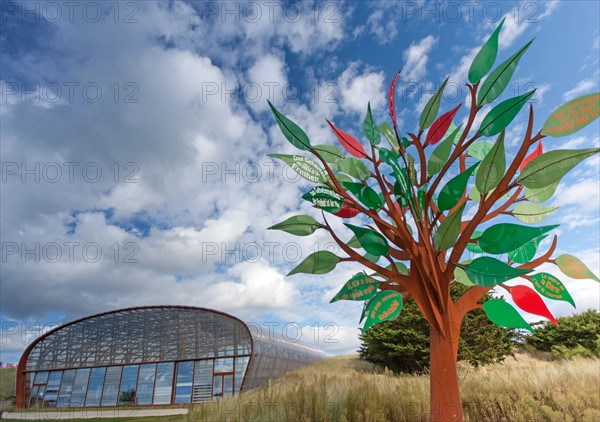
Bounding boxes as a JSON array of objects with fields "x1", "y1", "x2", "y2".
[{"x1": 267, "y1": 21, "x2": 599, "y2": 421}]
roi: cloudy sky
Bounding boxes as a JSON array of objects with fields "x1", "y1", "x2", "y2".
[{"x1": 1, "y1": 0, "x2": 599, "y2": 363}]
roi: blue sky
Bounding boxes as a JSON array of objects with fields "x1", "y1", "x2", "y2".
[{"x1": 1, "y1": 0, "x2": 599, "y2": 363}]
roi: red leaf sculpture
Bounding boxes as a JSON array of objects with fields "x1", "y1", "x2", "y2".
[
  {"x1": 334, "y1": 205, "x2": 360, "y2": 219},
  {"x1": 326, "y1": 119, "x2": 367, "y2": 158},
  {"x1": 425, "y1": 103, "x2": 462, "y2": 146},
  {"x1": 388, "y1": 71, "x2": 401, "y2": 128},
  {"x1": 511, "y1": 285, "x2": 558, "y2": 326},
  {"x1": 520, "y1": 140, "x2": 544, "y2": 171}
]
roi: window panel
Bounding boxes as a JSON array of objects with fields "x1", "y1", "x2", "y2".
[
  {"x1": 212, "y1": 375, "x2": 222, "y2": 399},
  {"x1": 57, "y1": 370, "x2": 76, "y2": 407},
  {"x1": 101, "y1": 366, "x2": 122, "y2": 406},
  {"x1": 174, "y1": 361, "x2": 194, "y2": 404},
  {"x1": 69, "y1": 368, "x2": 90, "y2": 407},
  {"x1": 85, "y1": 367, "x2": 106, "y2": 407},
  {"x1": 234, "y1": 357, "x2": 249, "y2": 394},
  {"x1": 29, "y1": 386, "x2": 39, "y2": 407},
  {"x1": 192, "y1": 360, "x2": 212, "y2": 403},
  {"x1": 136, "y1": 364, "x2": 156, "y2": 405},
  {"x1": 153, "y1": 362, "x2": 174, "y2": 405},
  {"x1": 33, "y1": 371, "x2": 49, "y2": 384},
  {"x1": 214, "y1": 358, "x2": 233, "y2": 373},
  {"x1": 34, "y1": 386, "x2": 46, "y2": 406},
  {"x1": 223, "y1": 375, "x2": 233, "y2": 398},
  {"x1": 119, "y1": 365, "x2": 138, "y2": 405},
  {"x1": 43, "y1": 371, "x2": 62, "y2": 407}
]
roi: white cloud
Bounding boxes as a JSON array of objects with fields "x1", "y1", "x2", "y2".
[
  {"x1": 552, "y1": 180, "x2": 600, "y2": 212},
  {"x1": 402, "y1": 35, "x2": 438, "y2": 82},
  {"x1": 366, "y1": 9, "x2": 398, "y2": 44},
  {"x1": 337, "y1": 64, "x2": 386, "y2": 114},
  {"x1": 247, "y1": 54, "x2": 288, "y2": 112},
  {"x1": 562, "y1": 78, "x2": 598, "y2": 101}
]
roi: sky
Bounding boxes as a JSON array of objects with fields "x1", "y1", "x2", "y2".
[{"x1": 1, "y1": 0, "x2": 599, "y2": 363}]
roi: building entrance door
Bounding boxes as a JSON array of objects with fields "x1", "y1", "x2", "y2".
[{"x1": 212, "y1": 373, "x2": 233, "y2": 399}]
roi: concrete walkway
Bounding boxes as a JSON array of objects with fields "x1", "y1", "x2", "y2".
[{"x1": 1, "y1": 408, "x2": 188, "y2": 420}]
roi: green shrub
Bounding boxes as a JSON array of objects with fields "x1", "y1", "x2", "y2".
[{"x1": 526, "y1": 309, "x2": 600, "y2": 359}]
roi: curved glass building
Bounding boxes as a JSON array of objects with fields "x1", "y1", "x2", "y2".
[{"x1": 16, "y1": 306, "x2": 324, "y2": 408}]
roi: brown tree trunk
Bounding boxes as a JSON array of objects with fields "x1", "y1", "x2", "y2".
[{"x1": 429, "y1": 322, "x2": 463, "y2": 421}]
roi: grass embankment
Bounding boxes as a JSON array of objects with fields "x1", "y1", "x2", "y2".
[
  {"x1": 191, "y1": 353, "x2": 600, "y2": 422},
  {"x1": 0, "y1": 367, "x2": 16, "y2": 401}
]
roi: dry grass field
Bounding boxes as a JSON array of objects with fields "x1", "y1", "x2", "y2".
[
  {"x1": 2, "y1": 354, "x2": 599, "y2": 421},
  {"x1": 190, "y1": 353, "x2": 600, "y2": 422}
]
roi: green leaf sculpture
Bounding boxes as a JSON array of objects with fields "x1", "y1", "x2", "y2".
[
  {"x1": 467, "y1": 141, "x2": 493, "y2": 161},
  {"x1": 379, "y1": 122, "x2": 399, "y2": 152},
  {"x1": 437, "y1": 162, "x2": 479, "y2": 212},
  {"x1": 434, "y1": 204, "x2": 465, "y2": 251},
  {"x1": 478, "y1": 89, "x2": 536, "y2": 137},
  {"x1": 330, "y1": 273, "x2": 379, "y2": 302},
  {"x1": 268, "y1": 100, "x2": 311, "y2": 150},
  {"x1": 363, "y1": 291, "x2": 404, "y2": 332},
  {"x1": 477, "y1": 39, "x2": 534, "y2": 106},
  {"x1": 517, "y1": 148, "x2": 600, "y2": 189},
  {"x1": 475, "y1": 130, "x2": 505, "y2": 197},
  {"x1": 263, "y1": 21, "x2": 599, "y2": 420},
  {"x1": 465, "y1": 257, "x2": 531, "y2": 286},
  {"x1": 483, "y1": 299, "x2": 534, "y2": 332},
  {"x1": 468, "y1": 18, "x2": 504, "y2": 84},
  {"x1": 345, "y1": 224, "x2": 389, "y2": 256},
  {"x1": 268, "y1": 215, "x2": 321, "y2": 236},
  {"x1": 524, "y1": 182, "x2": 559, "y2": 203},
  {"x1": 334, "y1": 157, "x2": 371, "y2": 180},
  {"x1": 477, "y1": 223, "x2": 558, "y2": 254},
  {"x1": 343, "y1": 182, "x2": 384, "y2": 210},
  {"x1": 508, "y1": 235, "x2": 547, "y2": 264},
  {"x1": 313, "y1": 145, "x2": 344, "y2": 162},
  {"x1": 420, "y1": 77, "x2": 448, "y2": 130},
  {"x1": 363, "y1": 102, "x2": 381, "y2": 145},
  {"x1": 427, "y1": 125, "x2": 460, "y2": 176},
  {"x1": 287, "y1": 251, "x2": 340, "y2": 276},
  {"x1": 511, "y1": 203, "x2": 558, "y2": 224}
]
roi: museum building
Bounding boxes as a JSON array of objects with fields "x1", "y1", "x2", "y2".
[{"x1": 16, "y1": 306, "x2": 324, "y2": 408}]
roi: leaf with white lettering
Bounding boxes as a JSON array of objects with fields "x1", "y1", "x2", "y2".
[
  {"x1": 363, "y1": 291, "x2": 404, "y2": 332},
  {"x1": 269, "y1": 154, "x2": 327, "y2": 183},
  {"x1": 302, "y1": 186, "x2": 343, "y2": 213}
]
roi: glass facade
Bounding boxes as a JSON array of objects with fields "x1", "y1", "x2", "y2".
[{"x1": 17, "y1": 306, "x2": 324, "y2": 408}]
